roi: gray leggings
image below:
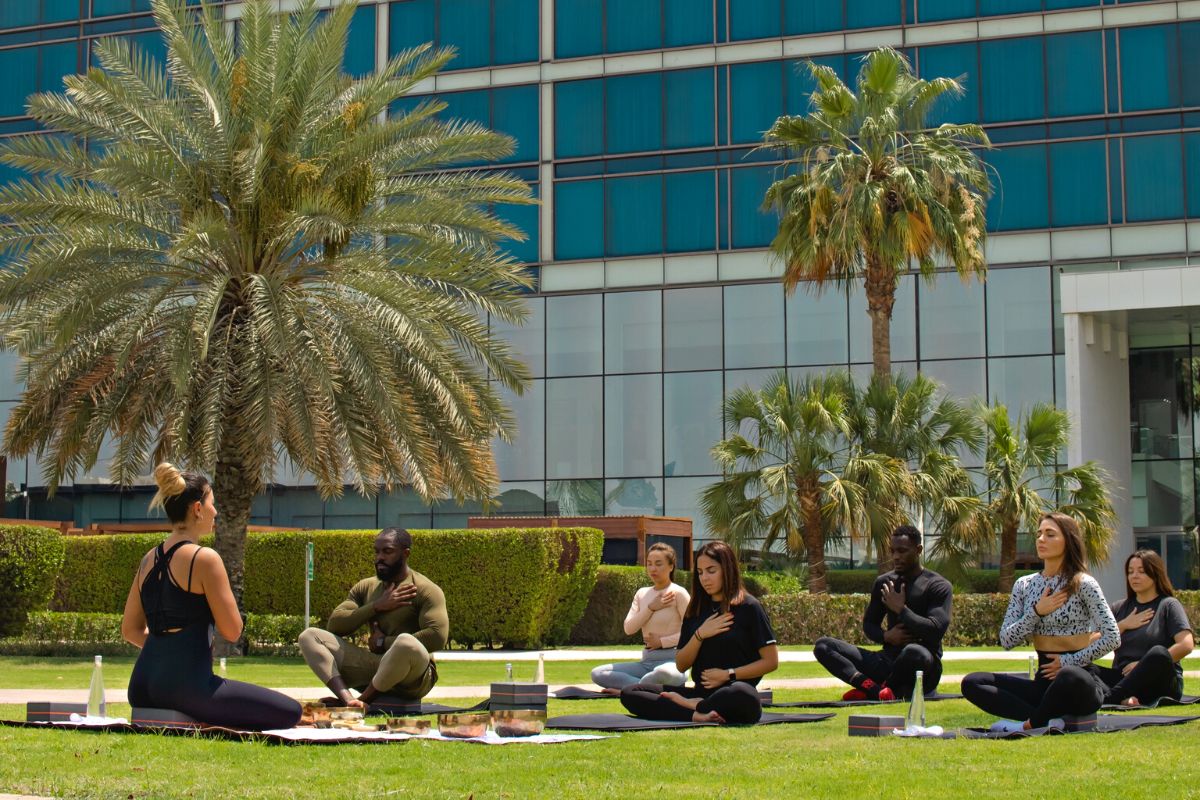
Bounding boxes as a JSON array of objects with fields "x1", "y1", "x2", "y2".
[{"x1": 591, "y1": 649, "x2": 686, "y2": 689}]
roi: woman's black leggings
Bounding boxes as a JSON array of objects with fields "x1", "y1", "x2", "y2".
[
  {"x1": 128, "y1": 623, "x2": 301, "y2": 731},
  {"x1": 620, "y1": 682, "x2": 763, "y2": 724},
  {"x1": 961, "y1": 662, "x2": 1105, "y2": 728},
  {"x1": 1097, "y1": 646, "x2": 1182, "y2": 705}
]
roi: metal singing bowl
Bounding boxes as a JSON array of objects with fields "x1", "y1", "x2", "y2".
[
  {"x1": 386, "y1": 717, "x2": 431, "y2": 735},
  {"x1": 490, "y1": 708, "x2": 546, "y2": 738},
  {"x1": 437, "y1": 712, "x2": 490, "y2": 738}
]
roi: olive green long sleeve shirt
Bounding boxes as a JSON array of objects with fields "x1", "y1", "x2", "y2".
[{"x1": 326, "y1": 569, "x2": 449, "y2": 654}]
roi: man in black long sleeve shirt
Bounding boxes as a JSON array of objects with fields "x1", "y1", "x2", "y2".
[{"x1": 814, "y1": 526, "x2": 953, "y2": 700}]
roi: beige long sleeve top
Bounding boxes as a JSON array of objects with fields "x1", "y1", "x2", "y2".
[{"x1": 623, "y1": 583, "x2": 690, "y2": 648}]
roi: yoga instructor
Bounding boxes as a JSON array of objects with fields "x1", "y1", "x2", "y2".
[
  {"x1": 121, "y1": 463, "x2": 301, "y2": 730},
  {"x1": 620, "y1": 541, "x2": 778, "y2": 724}
]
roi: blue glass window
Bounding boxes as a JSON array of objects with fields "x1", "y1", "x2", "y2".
[
  {"x1": 494, "y1": 0, "x2": 539, "y2": 65},
  {"x1": 730, "y1": 166, "x2": 777, "y2": 248},
  {"x1": 555, "y1": 0, "x2": 602, "y2": 57},
  {"x1": 725, "y1": 283, "x2": 785, "y2": 368},
  {"x1": 555, "y1": 79, "x2": 603, "y2": 158},
  {"x1": 608, "y1": 0, "x2": 660, "y2": 52},
  {"x1": 730, "y1": 61, "x2": 782, "y2": 144},
  {"x1": 979, "y1": 0, "x2": 1038, "y2": 13},
  {"x1": 919, "y1": 279, "x2": 984, "y2": 360},
  {"x1": 1120, "y1": 25, "x2": 1181, "y2": 112},
  {"x1": 917, "y1": 0, "x2": 974, "y2": 22},
  {"x1": 918, "y1": 42, "x2": 977, "y2": 125},
  {"x1": 987, "y1": 145, "x2": 1048, "y2": 232},
  {"x1": 1, "y1": 0, "x2": 78, "y2": 28},
  {"x1": 92, "y1": 0, "x2": 153, "y2": 16},
  {"x1": 665, "y1": 170, "x2": 716, "y2": 253},
  {"x1": 606, "y1": 73, "x2": 662, "y2": 154},
  {"x1": 785, "y1": 55, "x2": 846, "y2": 116},
  {"x1": 666, "y1": 0, "x2": 713, "y2": 47},
  {"x1": 1049, "y1": 140, "x2": 1108, "y2": 227},
  {"x1": 496, "y1": 188, "x2": 539, "y2": 263},
  {"x1": 555, "y1": 180, "x2": 603, "y2": 259},
  {"x1": 440, "y1": 0, "x2": 490, "y2": 69},
  {"x1": 1124, "y1": 134, "x2": 1184, "y2": 222},
  {"x1": 987, "y1": 267, "x2": 1051, "y2": 357},
  {"x1": 730, "y1": 0, "x2": 780, "y2": 41},
  {"x1": 980, "y1": 37, "x2": 1043, "y2": 123},
  {"x1": 665, "y1": 68, "x2": 714, "y2": 150},
  {"x1": 786, "y1": 2, "x2": 842, "y2": 34},
  {"x1": 1182, "y1": 23, "x2": 1200, "y2": 108},
  {"x1": 845, "y1": 0, "x2": 901, "y2": 29},
  {"x1": 389, "y1": 0, "x2": 435, "y2": 55},
  {"x1": 1046, "y1": 31, "x2": 1103, "y2": 118},
  {"x1": 343, "y1": 5, "x2": 376, "y2": 77},
  {"x1": 490, "y1": 84, "x2": 539, "y2": 163},
  {"x1": 0, "y1": 42, "x2": 77, "y2": 115},
  {"x1": 1187, "y1": 133, "x2": 1200, "y2": 218},
  {"x1": 607, "y1": 175, "x2": 663, "y2": 256}
]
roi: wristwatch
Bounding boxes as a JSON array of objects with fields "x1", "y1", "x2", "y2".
[{"x1": 727, "y1": 668, "x2": 737, "y2": 683}]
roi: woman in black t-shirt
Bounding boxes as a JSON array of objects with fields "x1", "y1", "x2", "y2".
[
  {"x1": 1099, "y1": 550, "x2": 1194, "y2": 707},
  {"x1": 619, "y1": 541, "x2": 779, "y2": 724}
]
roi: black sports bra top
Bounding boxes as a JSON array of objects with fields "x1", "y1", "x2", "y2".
[{"x1": 140, "y1": 541, "x2": 214, "y2": 635}]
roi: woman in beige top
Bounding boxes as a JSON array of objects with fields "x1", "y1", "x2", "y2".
[{"x1": 592, "y1": 543, "x2": 690, "y2": 692}]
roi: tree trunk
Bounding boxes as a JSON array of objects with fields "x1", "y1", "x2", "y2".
[
  {"x1": 798, "y1": 485, "x2": 827, "y2": 594},
  {"x1": 876, "y1": 534, "x2": 892, "y2": 575},
  {"x1": 998, "y1": 518, "x2": 1018, "y2": 593},
  {"x1": 864, "y1": 252, "x2": 896, "y2": 384},
  {"x1": 212, "y1": 444, "x2": 262, "y2": 656}
]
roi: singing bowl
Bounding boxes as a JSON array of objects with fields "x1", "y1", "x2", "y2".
[
  {"x1": 386, "y1": 717, "x2": 431, "y2": 735},
  {"x1": 300, "y1": 701, "x2": 332, "y2": 728},
  {"x1": 490, "y1": 708, "x2": 546, "y2": 738},
  {"x1": 437, "y1": 712, "x2": 490, "y2": 738}
]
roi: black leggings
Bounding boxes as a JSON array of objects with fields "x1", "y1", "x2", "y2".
[
  {"x1": 812, "y1": 636, "x2": 942, "y2": 699},
  {"x1": 961, "y1": 657, "x2": 1105, "y2": 728},
  {"x1": 620, "y1": 682, "x2": 763, "y2": 725},
  {"x1": 128, "y1": 623, "x2": 301, "y2": 731},
  {"x1": 1097, "y1": 646, "x2": 1182, "y2": 705}
]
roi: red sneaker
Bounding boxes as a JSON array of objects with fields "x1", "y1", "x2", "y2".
[
  {"x1": 877, "y1": 686, "x2": 895, "y2": 702},
  {"x1": 841, "y1": 688, "x2": 868, "y2": 701}
]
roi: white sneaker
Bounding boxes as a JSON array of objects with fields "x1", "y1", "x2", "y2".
[{"x1": 989, "y1": 719, "x2": 1026, "y2": 733}]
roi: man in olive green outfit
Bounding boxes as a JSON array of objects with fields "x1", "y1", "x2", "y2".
[{"x1": 298, "y1": 527, "x2": 448, "y2": 707}]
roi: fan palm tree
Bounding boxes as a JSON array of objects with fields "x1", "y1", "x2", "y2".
[
  {"x1": 932, "y1": 404, "x2": 1116, "y2": 592},
  {"x1": 847, "y1": 372, "x2": 983, "y2": 572},
  {"x1": 0, "y1": 0, "x2": 535, "y2": 604},
  {"x1": 762, "y1": 48, "x2": 991, "y2": 382},
  {"x1": 700, "y1": 370, "x2": 913, "y2": 594}
]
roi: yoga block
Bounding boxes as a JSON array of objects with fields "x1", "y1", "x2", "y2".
[
  {"x1": 1062, "y1": 713, "x2": 1097, "y2": 733},
  {"x1": 757, "y1": 690, "x2": 773, "y2": 705},
  {"x1": 132, "y1": 707, "x2": 203, "y2": 730},
  {"x1": 490, "y1": 682, "x2": 548, "y2": 709},
  {"x1": 848, "y1": 714, "x2": 905, "y2": 737},
  {"x1": 369, "y1": 695, "x2": 423, "y2": 715},
  {"x1": 27, "y1": 702, "x2": 86, "y2": 722}
]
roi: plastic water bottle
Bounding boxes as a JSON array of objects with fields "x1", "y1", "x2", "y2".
[
  {"x1": 219, "y1": 657, "x2": 227, "y2": 678},
  {"x1": 534, "y1": 653, "x2": 545, "y2": 684},
  {"x1": 1028, "y1": 655, "x2": 1037, "y2": 680},
  {"x1": 505, "y1": 662, "x2": 513, "y2": 682},
  {"x1": 87, "y1": 655, "x2": 106, "y2": 719},
  {"x1": 905, "y1": 670, "x2": 925, "y2": 729}
]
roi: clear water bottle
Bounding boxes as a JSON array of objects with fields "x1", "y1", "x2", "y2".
[
  {"x1": 87, "y1": 655, "x2": 106, "y2": 719},
  {"x1": 505, "y1": 662, "x2": 513, "y2": 682},
  {"x1": 534, "y1": 653, "x2": 545, "y2": 684},
  {"x1": 219, "y1": 657, "x2": 227, "y2": 678},
  {"x1": 905, "y1": 670, "x2": 925, "y2": 729},
  {"x1": 1028, "y1": 655, "x2": 1037, "y2": 680}
]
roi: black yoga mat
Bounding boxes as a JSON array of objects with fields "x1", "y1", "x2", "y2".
[
  {"x1": 961, "y1": 713, "x2": 1200, "y2": 739},
  {"x1": 1101, "y1": 694, "x2": 1200, "y2": 711},
  {"x1": 544, "y1": 711, "x2": 834, "y2": 731},
  {"x1": 766, "y1": 692, "x2": 961, "y2": 709},
  {"x1": 418, "y1": 700, "x2": 491, "y2": 714},
  {"x1": 552, "y1": 687, "x2": 616, "y2": 700}
]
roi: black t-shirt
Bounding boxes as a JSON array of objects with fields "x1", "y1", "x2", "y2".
[
  {"x1": 1110, "y1": 595, "x2": 1193, "y2": 679},
  {"x1": 680, "y1": 593, "x2": 777, "y2": 688}
]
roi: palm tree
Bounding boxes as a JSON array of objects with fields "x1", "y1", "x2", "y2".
[
  {"x1": 762, "y1": 48, "x2": 991, "y2": 382},
  {"x1": 932, "y1": 404, "x2": 1116, "y2": 593},
  {"x1": 0, "y1": 0, "x2": 534, "y2": 606},
  {"x1": 847, "y1": 372, "x2": 983, "y2": 572},
  {"x1": 700, "y1": 370, "x2": 912, "y2": 594}
]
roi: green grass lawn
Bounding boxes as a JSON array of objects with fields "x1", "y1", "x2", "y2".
[
  {"x1": 1, "y1": 686, "x2": 1198, "y2": 800},
  {"x1": 0, "y1": 655, "x2": 1040, "y2": 692}
]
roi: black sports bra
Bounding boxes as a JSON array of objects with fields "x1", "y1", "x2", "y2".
[{"x1": 140, "y1": 541, "x2": 214, "y2": 635}]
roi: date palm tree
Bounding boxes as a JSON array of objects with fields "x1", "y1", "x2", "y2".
[
  {"x1": 847, "y1": 372, "x2": 982, "y2": 572},
  {"x1": 0, "y1": 0, "x2": 534, "y2": 605},
  {"x1": 700, "y1": 370, "x2": 913, "y2": 594},
  {"x1": 932, "y1": 403, "x2": 1116, "y2": 592},
  {"x1": 762, "y1": 48, "x2": 991, "y2": 382}
]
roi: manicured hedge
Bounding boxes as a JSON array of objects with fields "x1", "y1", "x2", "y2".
[
  {"x1": 0, "y1": 525, "x2": 66, "y2": 636},
  {"x1": 52, "y1": 527, "x2": 603, "y2": 648}
]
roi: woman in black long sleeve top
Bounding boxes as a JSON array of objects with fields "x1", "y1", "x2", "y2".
[{"x1": 620, "y1": 541, "x2": 779, "y2": 724}]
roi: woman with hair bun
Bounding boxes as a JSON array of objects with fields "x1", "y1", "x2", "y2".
[
  {"x1": 121, "y1": 463, "x2": 301, "y2": 730},
  {"x1": 619, "y1": 541, "x2": 778, "y2": 724}
]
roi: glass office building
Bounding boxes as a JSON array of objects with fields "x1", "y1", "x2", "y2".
[{"x1": 1, "y1": 1, "x2": 1198, "y2": 584}]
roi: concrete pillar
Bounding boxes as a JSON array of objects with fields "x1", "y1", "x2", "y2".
[{"x1": 1064, "y1": 311, "x2": 1134, "y2": 599}]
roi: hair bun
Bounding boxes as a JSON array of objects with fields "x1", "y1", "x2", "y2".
[{"x1": 149, "y1": 462, "x2": 188, "y2": 512}]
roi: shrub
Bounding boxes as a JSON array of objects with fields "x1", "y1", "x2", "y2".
[
  {"x1": 0, "y1": 525, "x2": 66, "y2": 636},
  {"x1": 52, "y1": 527, "x2": 603, "y2": 649},
  {"x1": 569, "y1": 566, "x2": 647, "y2": 646},
  {"x1": 0, "y1": 611, "x2": 132, "y2": 657},
  {"x1": 743, "y1": 570, "x2": 805, "y2": 597}
]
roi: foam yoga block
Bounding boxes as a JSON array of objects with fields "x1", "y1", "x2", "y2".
[
  {"x1": 26, "y1": 702, "x2": 86, "y2": 722},
  {"x1": 490, "y1": 682, "x2": 548, "y2": 710},
  {"x1": 847, "y1": 714, "x2": 906, "y2": 737},
  {"x1": 131, "y1": 708, "x2": 203, "y2": 730}
]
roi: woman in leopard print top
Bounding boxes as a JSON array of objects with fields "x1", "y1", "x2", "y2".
[{"x1": 962, "y1": 512, "x2": 1119, "y2": 732}]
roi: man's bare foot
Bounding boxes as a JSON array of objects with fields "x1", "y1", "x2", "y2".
[
  {"x1": 693, "y1": 710, "x2": 724, "y2": 724},
  {"x1": 601, "y1": 687, "x2": 621, "y2": 696},
  {"x1": 1120, "y1": 696, "x2": 1140, "y2": 707}
]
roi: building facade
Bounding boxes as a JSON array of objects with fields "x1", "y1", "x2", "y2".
[{"x1": 1, "y1": 1, "x2": 1198, "y2": 588}]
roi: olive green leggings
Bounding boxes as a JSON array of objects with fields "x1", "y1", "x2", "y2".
[{"x1": 298, "y1": 627, "x2": 435, "y2": 698}]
